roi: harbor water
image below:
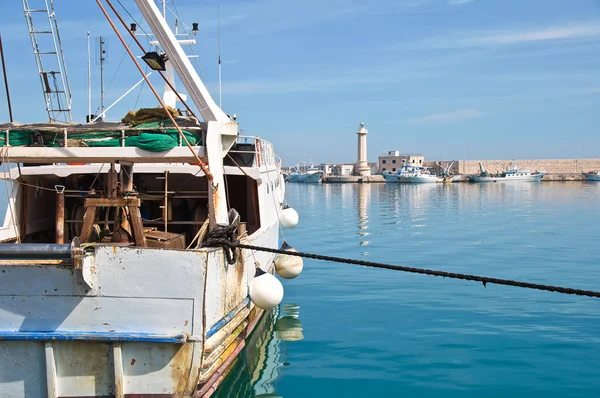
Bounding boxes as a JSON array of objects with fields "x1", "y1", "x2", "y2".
[{"x1": 217, "y1": 182, "x2": 600, "y2": 397}]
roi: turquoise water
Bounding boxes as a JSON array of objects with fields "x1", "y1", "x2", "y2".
[{"x1": 217, "y1": 182, "x2": 600, "y2": 397}]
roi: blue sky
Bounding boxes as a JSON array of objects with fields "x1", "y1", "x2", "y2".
[{"x1": 1, "y1": 0, "x2": 600, "y2": 165}]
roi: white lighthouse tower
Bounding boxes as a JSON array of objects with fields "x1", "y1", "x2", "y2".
[{"x1": 355, "y1": 122, "x2": 370, "y2": 176}]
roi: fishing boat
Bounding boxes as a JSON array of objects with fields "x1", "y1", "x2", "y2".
[
  {"x1": 406, "y1": 172, "x2": 443, "y2": 183},
  {"x1": 583, "y1": 171, "x2": 600, "y2": 181},
  {"x1": 405, "y1": 167, "x2": 442, "y2": 183},
  {"x1": 471, "y1": 161, "x2": 546, "y2": 182},
  {"x1": 298, "y1": 169, "x2": 323, "y2": 183},
  {"x1": 0, "y1": 1, "x2": 300, "y2": 397},
  {"x1": 287, "y1": 164, "x2": 322, "y2": 183},
  {"x1": 381, "y1": 164, "x2": 420, "y2": 183}
]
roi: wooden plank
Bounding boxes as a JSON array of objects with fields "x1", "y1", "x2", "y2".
[
  {"x1": 85, "y1": 197, "x2": 141, "y2": 207},
  {"x1": 79, "y1": 205, "x2": 97, "y2": 243},
  {"x1": 130, "y1": 206, "x2": 147, "y2": 247}
]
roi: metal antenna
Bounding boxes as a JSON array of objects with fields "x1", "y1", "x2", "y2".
[
  {"x1": 97, "y1": 36, "x2": 107, "y2": 118},
  {"x1": 87, "y1": 31, "x2": 91, "y2": 122},
  {"x1": 218, "y1": 6, "x2": 222, "y2": 109}
]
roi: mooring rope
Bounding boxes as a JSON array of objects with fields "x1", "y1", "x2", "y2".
[{"x1": 206, "y1": 238, "x2": 600, "y2": 299}]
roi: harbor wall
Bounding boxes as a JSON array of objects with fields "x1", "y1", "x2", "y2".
[{"x1": 426, "y1": 159, "x2": 600, "y2": 175}]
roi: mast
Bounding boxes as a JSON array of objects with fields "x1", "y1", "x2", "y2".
[
  {"x1": 0, "y1": 35, "x2": 14, "y2": 122},
  {"x1": 218, "y1": 7, "x2": 222, "y2": 108},
  {"x1": 99, "y1": 36, "x2": 106, "y2": 117},
  {"x1": 87, "y1": 31, "x2": 91, "y2": 122}
]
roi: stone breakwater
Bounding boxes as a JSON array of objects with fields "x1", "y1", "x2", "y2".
[
  {"x1": 319, "y1": 174, "x2": 588, "y2": 183},
  {"x1": 429, "y1": 159, "x2": 600, "y2": 175}
]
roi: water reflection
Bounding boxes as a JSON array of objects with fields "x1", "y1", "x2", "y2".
[
  {"x1": 213, "y1": 304, "x2": 303, "y2": 398},
  {"x1": 275, "y1": 303, "x2": 304, "y2": 342},
  {"x1": 357, "y1": 184, "x2": 370, "y2": 249}
]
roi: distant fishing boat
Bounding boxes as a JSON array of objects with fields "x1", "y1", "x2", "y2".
[
  {"x1": 471, "y1": 161, "x2": 546, "y2": 182},
  {"x1": 287, "y1": 163, "x2": 322, "y2": 183},
  {"x1": 406, "y1": 171, "x2": 443, "y2": 184},
  {"x1": 583, "y1": 171, "x2": 600, "y2": 181},
  {"x1": 298, "y1": 169, "x2": 323, "y2": 183},
  {"x1": 382, "y1": 164, "x2": 421, "y2": 183}
]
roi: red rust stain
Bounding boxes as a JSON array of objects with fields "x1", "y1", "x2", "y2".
[
  {"x1": 131, "y1": 358, "x2": 136, "y2": 366},
  {"x1": 94, "y1": 307, "x2": 101, "y2": 311},
  {"x1": 102, "y1": 322, "x2": 110, "y2": 326},
  {"x1": 184, "y1": 320, "x2": 188, "y2": 326}
]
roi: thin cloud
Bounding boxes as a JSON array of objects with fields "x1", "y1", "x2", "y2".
[
  {"x1": 462, "y1": 24, "x2": 600, "y2": 45},
  {"x1": 571, "y1": 87, "x2": 600, "y2": 95},
  {"x1": 408, "y1": 109, "x2": 483, "y2": 124},
  {"x1": 448, "y1": 0, "x2": 475, "y2": 5}
]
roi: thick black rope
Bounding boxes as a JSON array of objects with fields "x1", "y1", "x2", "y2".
[
  {"x1": 225, "y1": 242, "x2": 600, "y2": 299},
  {"x1": 202, "y1": 225, "x2": 238, "y2": 265}
]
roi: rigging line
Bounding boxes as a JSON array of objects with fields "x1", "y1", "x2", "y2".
[
  {"x1": 133, "y1": 64, "x2": 149, "y2": 109},
  {"x1": 106, "y1": 0, "x2": 198, "y2": 119},
  {"x1": 97, "y1": 0, "x2": 213, "y2": 184},
  {"x1": 115, "y1": 0, "x2": 151, "y2": 37},
  {"x1": 169, "y1": 1, "x2": 205, "y2": 79},
  {"x1": 229, "y1": 242, "x2": 600, "y2": 299},
  {"x1": 104, "y1": 36, "x2": 135, "y2": 97}
]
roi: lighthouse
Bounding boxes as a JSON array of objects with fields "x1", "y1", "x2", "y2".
[{"x1": 355, "y1": 122, "x2": 370, "y2": 176}]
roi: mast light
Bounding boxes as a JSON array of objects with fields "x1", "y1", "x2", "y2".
[{"x1": 141, "y1": 51, "x2": 167, "y2": 71}]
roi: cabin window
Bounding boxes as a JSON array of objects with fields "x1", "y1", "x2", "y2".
[
  {"x1": 382, "y1": 168, "x2": 387, "y2": 171},
  {"x1": 382, "y1": 160, "x2": 386, "y2": 164},
  {"x1": 392, "y1": 168, "x2": 396, "y2": 171},
  {"x1": 392, "y1": 159, "x2": 396, "y2": 164}
]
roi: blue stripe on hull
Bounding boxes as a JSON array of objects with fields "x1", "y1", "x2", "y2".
[
  {"x1": 206, "y1": 298, "x2": 250, "y2": 338},
  {"x1": 0, "y1": 331, "x2": 187, "y2": 343}
]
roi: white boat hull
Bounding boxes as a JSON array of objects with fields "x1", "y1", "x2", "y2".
[
  {"x1": 583, "y1": 172, "x2": 600, "y2": 181},
  {"x1": 301, "y1": 172, "x2": 322, "y2": 183},
  {"x1": 471, "y1": 173, "x2": 545, "y2": 182},
  {"x1": 382, "y1": 173, "x2": 401, "y2": 183},
  {"x1": 406, "y1": 175, "x2": 442, "y2": 183}
]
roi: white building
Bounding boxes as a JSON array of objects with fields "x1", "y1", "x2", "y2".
[{"x1": 378, "y1": 151, "x2": 424, "y2": 173}]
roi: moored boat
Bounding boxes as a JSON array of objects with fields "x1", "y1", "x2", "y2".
[
  {"x1": 0, "y1": 1, "x2": 299, "y2": 397},
  {"x1": 471, "y1": 161, "x2": 546, "y2": 182},
  {"x1": 583, "y1": 171, "x2": 600, "y2": 181},
  {"x1": 406, "y1": 173, "x2": 443, "y2": 183}
]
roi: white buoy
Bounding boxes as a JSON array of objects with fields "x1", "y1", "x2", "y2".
[
  {"x1": 249, "y1": 268, "x2": 284, "y2": 310},
  {"x1": 275, "y1": 241, "x2": 303, "y2": 279},
  {"x1": 279, "y1": 206, "x2": 299, "y2": 228}
]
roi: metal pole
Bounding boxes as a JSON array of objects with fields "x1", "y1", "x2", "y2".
[
  {"x1": 99, "y1": 36, "x2": 105, "y2": 117},
  {"x1": 0, "y1": 34, "x2": 14, "y2": 122},
  {"x1": 55, "y1": 187, "x2": 65, "y2": 244},
  {"x1": 87, "y1": 31, "x2": 91, "y2": 122},
  {"x1": 218, "y1": 6, "x2": 222, "y2": 109},
  {"x1": 92, "y1": 72, "x2": 152, "y2": 122}
]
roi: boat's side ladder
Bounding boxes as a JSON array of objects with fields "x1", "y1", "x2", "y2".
[{"x1": 21, "y1": 0, "x2": 72, "y2": 122}]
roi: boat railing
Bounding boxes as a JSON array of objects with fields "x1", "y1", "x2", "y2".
[{"x1": 228, "y1": 136, "x2": 277, "y2": 168}]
